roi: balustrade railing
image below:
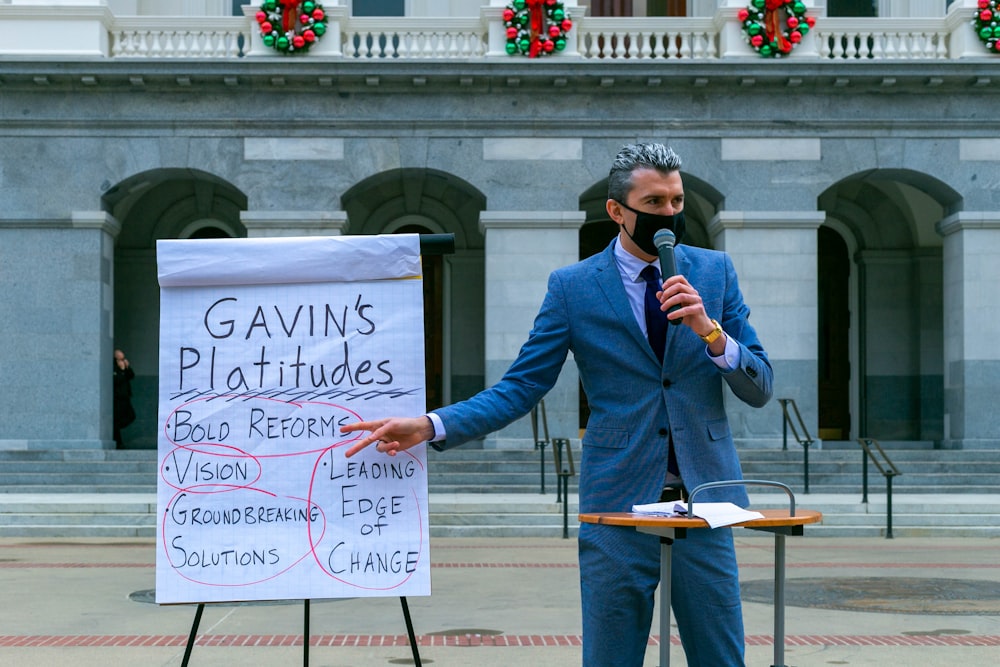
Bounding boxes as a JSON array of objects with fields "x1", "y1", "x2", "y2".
[
  {"x1": 577, "y1": 18, "x2": 718, "y2": 60},
  {"x1": 111, "y1": 17, "x2": 247, "y2": 58},
  {"x1": 815, "y1": 18, "x2": 949, "y2": 60},
  {"x1": 344, "y1": 18, "x2": 486, "y2": 59},
  {"x1": 87, "y1": 12, "x2": 978, "y2": 62}
]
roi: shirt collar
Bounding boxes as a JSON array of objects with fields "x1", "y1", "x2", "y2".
[{"x1": 613, "y1": 235, "x2": 657, "y2": 283}]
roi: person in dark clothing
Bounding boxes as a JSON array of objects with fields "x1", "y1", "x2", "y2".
[{"x1": 112, "y1": 348, "x2": 136, "y2": 448}]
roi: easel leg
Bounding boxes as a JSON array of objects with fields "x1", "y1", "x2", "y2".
[
  {"x1": 181, "y1": 603, "x2": 205, "y2": 667},
  {"x1": 304, "y1": 599, "x2": 310, "y2": 666},
  {"x1": 400, "y1": 596, "x2": 422, "y2": 666}
]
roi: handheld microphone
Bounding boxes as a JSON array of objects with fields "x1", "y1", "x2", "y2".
[{"x1": 653, "y1": 228, "x2": 683, "y2": 326}]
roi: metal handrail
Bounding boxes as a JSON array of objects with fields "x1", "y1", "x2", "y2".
[
  {"x1": 856, "y1": 437, "x2": 902, "y2": 539},
  {"x1": 552, "y1": 437, "x2": 576, "y2": 479},
  {"x1": 552, "y1": 437, "x2": 576, "y2": 539},
  {"x1": 778, "y1": 398, "x2": 815, "y2": 494},
  {"x1": 530, "y1": 399, "x2": 576, "y2": 539},
  {"x1": 530, "y1": 399, "x2": 550, "y2": 495}
]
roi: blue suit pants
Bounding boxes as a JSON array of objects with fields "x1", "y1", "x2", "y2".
[{"x1": 579, "y1": 522, "x2": 745, "y2": 667}]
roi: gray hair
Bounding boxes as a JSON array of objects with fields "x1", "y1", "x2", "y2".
[{"x1": 607, "y1": 143, "x2": 682, "y2": 202}]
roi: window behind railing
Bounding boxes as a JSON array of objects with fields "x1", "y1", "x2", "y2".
[
  {"x1": 828, "y1": 0, "x2": 878, "y2": 17},
  {"x1": 352, "y1": 0, "x2": 405, "y2": 17}
]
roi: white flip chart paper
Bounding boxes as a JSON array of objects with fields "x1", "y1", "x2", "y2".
[{"x1": 155, "y1": 234, "x2": 429, "y2": 604}]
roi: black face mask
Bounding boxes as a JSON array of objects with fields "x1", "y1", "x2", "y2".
[{"x1": 617, "y1": 200, "x2": 685, "y2": 256}]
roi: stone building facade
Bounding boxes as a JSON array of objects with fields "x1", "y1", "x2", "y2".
[{"x1": 1, "y1": 0, "x2": 998, "y2": 452}]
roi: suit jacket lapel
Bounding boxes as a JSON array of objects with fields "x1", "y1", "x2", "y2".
[{"x1": 595, "y1": 241, "x2": 661, "y2": 364}]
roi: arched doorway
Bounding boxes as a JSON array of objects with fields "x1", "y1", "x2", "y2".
[
  {"x1": 817, "y1": 226, "x2": 852, "y2": 440},
  {"x1": 103, "y1": 169, "x2": 247, "y2": 448},
  {"x1": 819, "y1": 169, "x2": 961, "y2": 442},
  {"x1": 342, "y1": 169, "x2": 486, "y2": 415},
  {"x1": 387, "y1": 217, "x2": 446, "y2": 412}
]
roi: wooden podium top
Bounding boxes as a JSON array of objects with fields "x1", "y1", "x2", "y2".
[{"x1": 578, "y1": 509, "x2": 823, "y2": 530}]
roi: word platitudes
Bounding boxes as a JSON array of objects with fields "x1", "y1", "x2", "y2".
[{"x1": 176, "y1": 295, "x2": 394, "y2": 391}]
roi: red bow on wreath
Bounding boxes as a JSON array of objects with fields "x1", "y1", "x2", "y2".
[
  {"x1": 279, "y1": 0, "x2": 300, "y2": 32},
  {"x1": 526, "y1": 0, "x2": 545, "y2": 58},
  {"x1": 765, "y1": 0, "x2": 793, "y2": 54}
]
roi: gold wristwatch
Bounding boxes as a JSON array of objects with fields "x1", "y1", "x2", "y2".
[{"x1": 699, "y1": 319, "x2": 723, "y2": 344}]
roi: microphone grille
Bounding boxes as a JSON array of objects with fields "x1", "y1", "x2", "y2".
[{"x1": 653, "y1": 228, "x2": 676, "y2": 249}]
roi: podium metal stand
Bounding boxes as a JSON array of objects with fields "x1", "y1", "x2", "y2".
[{"x1": 579, "y1": 481, "x2": 821, "y2": 667}]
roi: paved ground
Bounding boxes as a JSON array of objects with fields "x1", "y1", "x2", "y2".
[{"x1": 1, "y1": 531, "x2": 999, "y2": 666}]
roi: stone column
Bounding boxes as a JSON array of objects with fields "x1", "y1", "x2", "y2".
[
  {"x1": 0, "y1": 211, "x2": 120, "y2": 450},
  {"x1": 0, "y1": 1, "x2": 112, "y2": 57},
  {"x1": 241, "y1": 210, "x2": 348, "y2": 238},
  {"x1": 477, "y1": 210, "x2": 585, "y2": 449},
  {"x1": 937, "y1": 212, "x2": 1000, "y2": 449},
  {"x1": 708, "y1": 210, "x2": 825, "y2": 448},
  {"x1": 946, "y1": 0, "x2": 993, "y2": 59},
  {"x1": 856, "y1": 250, "x2": 922, "y2": 441}
]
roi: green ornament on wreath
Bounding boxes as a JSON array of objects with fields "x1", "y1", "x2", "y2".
[
  {"x1": 738, "y1": 0, "x2": 815, "y2": 58},
  {"x1": 256, "y1": 1, "x2": 327, "y2": 54},
  {"x1": 973, "y1": 0, "x2": 1000, "y2": 53},
  {"x1": 504, "y1": 0, "x2": 573, "y2": 58}
]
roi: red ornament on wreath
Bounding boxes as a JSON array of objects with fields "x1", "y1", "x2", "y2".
[
  {"x1": 504, "y1": 0, "x2": 573, "y2": 58},
  {"x1": 256, "y1": 0, "x2": 327, "y2": 54},
  {"x1": 972, "y1": 0, "x2": 1000, "y2": 53},
  {"x1": 739, "y1": 0, "x2": 815, "y2": 58}
]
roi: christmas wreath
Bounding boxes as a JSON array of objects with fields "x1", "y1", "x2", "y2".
[
  {"x1": 738, "y1": 0, "x2": 815, "y2": 58},
  {"x1": 973, "y1": 0, "x2": 1000, "y2": 53},
  {"x1": 256, "y1": 1, "x2": 327, "y2": 54},
  {"x1": 504, "y1": 0, "x2": 573, "y2": 58}
]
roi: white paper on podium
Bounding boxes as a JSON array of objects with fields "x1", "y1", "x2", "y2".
[
  {"x1": 631, "y1": 501, "x2": 765, "y2": 529},
  {"x1": 154, "y1": 234, "x2": 430, "y2": 604}
]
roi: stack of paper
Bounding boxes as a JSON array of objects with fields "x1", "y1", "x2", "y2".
[{"x1": 631, "y1": 501, "x2": 765, "y2": 529}]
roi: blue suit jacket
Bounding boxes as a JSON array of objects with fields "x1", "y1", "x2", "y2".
[{"x1": 436, "y1": 239, "x2": 773, "y2": 513}]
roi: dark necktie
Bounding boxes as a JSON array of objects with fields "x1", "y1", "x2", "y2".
[
  {"x1": 641, "y1": 265, "x2": 666, "y2": 363},
  {"x1": 641, "y1": 266, "x2": 679, "y2": 476}
]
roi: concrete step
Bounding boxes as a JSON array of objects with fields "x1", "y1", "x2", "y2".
[
  {"x1": 0, "y1": 461, "x2": 156, "y2": 473},
  {"x1": 749, "y1": 493, "x2": 1000, "y2": 538},
  {"x1": 0, "y1": 449, "x2": 157, "y2": 461},
  {"x1": 2, "y1": 493, "x2": 999, "y2": 539},
  {"x1": 0, "y1": 485, "x2": 158, "y2": 494},
  {"x1": 816, "y1": 439, "x2": 936, "y2": 450},
  {"x1": 0, "y1": 525, "x2": 156, "y2": 538},
  {"x1": 0, "y1": 512, "x2": 154, "y2": 526}
]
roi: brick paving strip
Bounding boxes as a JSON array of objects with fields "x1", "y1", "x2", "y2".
[
  {"x1": 2, "y1": 561, "x2": 998, "y2": 569},
  {"x1": 1, "y1": 634, "x2": 999, "y2": 648}
]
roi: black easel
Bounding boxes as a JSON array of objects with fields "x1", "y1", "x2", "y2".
[{"x1": 181, "y1": 596, "x2": 421, "y2": 666}]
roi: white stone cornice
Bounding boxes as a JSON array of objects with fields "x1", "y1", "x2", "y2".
[
  {"x1": 479, "y1": 210, "x2": 586, "y2": 233},
  {"x1": 937, "y1": 212, "x2": 1000, "y2": 236},
  {"x1": 240, "y1": 210, "x2": 348, "y2": 238},
  {"x1": 71, "y1": 210, "x2": 121, "y2": 237},
  {"x1": 708, "y1": 210, "x2": 825, "y2": 237}
]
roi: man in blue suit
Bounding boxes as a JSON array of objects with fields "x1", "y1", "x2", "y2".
[{"x1": 343, "y1": 143, "x2": 773, "y2": 666}]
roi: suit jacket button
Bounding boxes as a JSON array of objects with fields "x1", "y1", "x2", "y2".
[
  {"x1": 662, "y1": 379, "x2": 672, "y2": 388},
  {"x1": 658, "y1": 428, "x2": 668, "y2": 436},
  {"x1": 745, "y1": 366, "x2": 757, "y2": 378}
]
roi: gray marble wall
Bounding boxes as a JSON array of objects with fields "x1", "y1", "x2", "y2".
[{"x1": 1, "y1": 59, "x2": 998, "y2": 450}]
